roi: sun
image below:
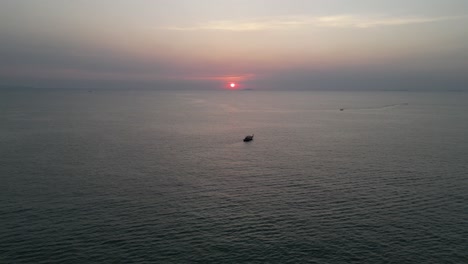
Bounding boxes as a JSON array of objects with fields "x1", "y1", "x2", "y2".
[{"x1": 230, "y1": 82, "x2": 236, "y2": 88}]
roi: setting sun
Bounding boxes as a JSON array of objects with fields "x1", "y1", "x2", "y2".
[{"x1": 230, "y1": 82, "x2": 236, "y2": 88}]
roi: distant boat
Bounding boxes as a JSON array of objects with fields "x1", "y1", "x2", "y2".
[
  {"x1": 340, "y1": 108, "x2": 344, "y2": 111},
  {"x1": 243, "y1": 134, "x2": 254, "y2": 142}
]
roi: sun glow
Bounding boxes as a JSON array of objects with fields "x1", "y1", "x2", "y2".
[{"x1": 230, "y1": 82, "x2": 236, "y2": 88}]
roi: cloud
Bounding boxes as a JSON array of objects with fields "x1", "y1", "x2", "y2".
[
  {"x1": 164, "y1": 15, "x2": 462, "y2": 31},
  {"x1": 165, "y1": 17, "x2": 308, "y2": 31},
  {"x1": 315, "y1": 15, "x2": 460, "y2": 28}
]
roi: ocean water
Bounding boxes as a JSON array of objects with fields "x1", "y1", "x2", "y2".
[{"x1": 1, "y1": 89, "x2": 467, "y2": 263}]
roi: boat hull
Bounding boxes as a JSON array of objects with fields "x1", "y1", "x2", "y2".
[{"x1": 243, "y1": 134, "x2": 254, "y2": 142}]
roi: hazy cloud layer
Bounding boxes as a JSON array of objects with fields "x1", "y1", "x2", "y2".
[{"x1": 164, "y1": 15, "x2": 462, "y2": 31}]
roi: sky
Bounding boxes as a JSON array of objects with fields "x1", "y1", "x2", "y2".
[{"x1": 1, "y1": 0, "x2": 467, "y2": 90}]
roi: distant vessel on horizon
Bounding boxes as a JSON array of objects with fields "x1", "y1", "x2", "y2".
[{"x1": 243, "y1": 134, "x2": 254, "y2": 142}]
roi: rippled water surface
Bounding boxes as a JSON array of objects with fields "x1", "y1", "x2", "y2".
[{"x1": 1, "y1": 89, "x2": 467, "y2": 263}]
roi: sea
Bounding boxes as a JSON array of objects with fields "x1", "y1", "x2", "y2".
[{"x1": 1, "y1": 89, "x2": 467, "y2": 263}]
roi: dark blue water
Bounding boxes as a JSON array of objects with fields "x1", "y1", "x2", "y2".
[{"x1": 1, "y1": 89, "x2": 467, "y2": 263}]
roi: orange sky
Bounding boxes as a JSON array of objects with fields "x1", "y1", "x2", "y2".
[{"x1": 1, "y1": 0, "x2": 467, "y2": 90}]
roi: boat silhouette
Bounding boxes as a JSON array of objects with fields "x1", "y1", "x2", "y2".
[{"x1": 243, "y1": 134, "x2": 254, "y2": 142}]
